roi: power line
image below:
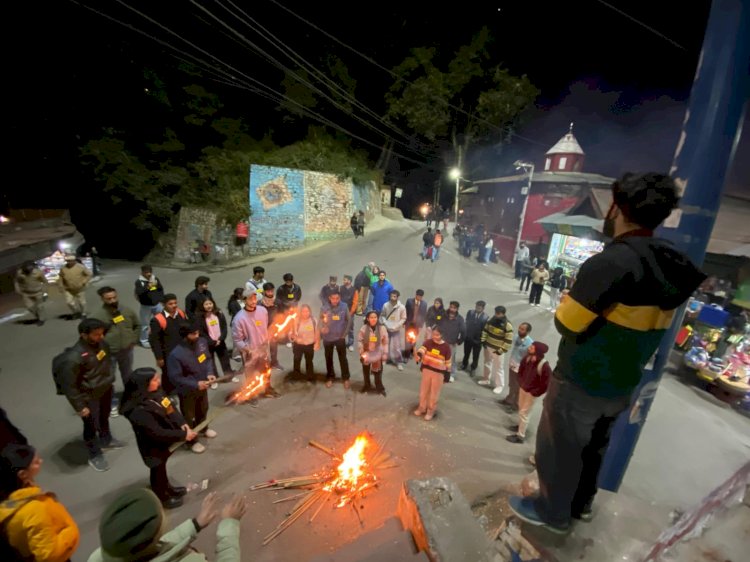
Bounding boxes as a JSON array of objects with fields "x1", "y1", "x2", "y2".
[
  {"x1": 594, "y1": 0, "x2": 687, "y2": 51},
  {"x1": 260, "y1": 0, "x2": 549, "y2": 148}
]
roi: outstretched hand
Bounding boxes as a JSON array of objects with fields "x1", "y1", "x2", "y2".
[
  {"x1": 221, "y1": 494, "x2": 248, "y2": 521},
  {"x1": 196, "y1": 492, "x2": 219, "y2": 529}
]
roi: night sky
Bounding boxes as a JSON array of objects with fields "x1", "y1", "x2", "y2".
[{"x1": 6, "y1": 1, "x2": 747, "y2": 243}]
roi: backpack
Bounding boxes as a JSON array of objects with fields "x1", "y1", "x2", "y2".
[
  {"x1": 537, "y1": 358, "x2": 548, "y2": 376},
  {"x1": 51, "y1": 346, "x2": 77, "y2": 395},
  {"x1": 154, "y1": 309, "x2": 186, "y2": 330}
]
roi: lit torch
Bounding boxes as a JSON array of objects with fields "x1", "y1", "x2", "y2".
[
  {"x1": 406, "y1": 329, "x2": 417, "y2": 344},
  {"x1": 271, "y1": 312, "x2": 297, "y2": 339},
  {"x1": 226, "y1": 368, "x2": 270, "y2": 404}
]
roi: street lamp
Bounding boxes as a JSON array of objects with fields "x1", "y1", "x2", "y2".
[
  {"x1": 513, "y1": 160, "x2": 535, "y2": 270},
  {"x1": 449, "y1": 167, "x2": 465, "y2": 226}
]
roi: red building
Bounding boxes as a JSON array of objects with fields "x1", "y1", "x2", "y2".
[{"x1": 459, "y1": 125, "x2": 614, "y2": 265}]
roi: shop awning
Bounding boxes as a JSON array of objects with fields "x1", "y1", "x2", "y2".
[{"x1": 535, "y1": 212, "x2": 603, "y2": 238}]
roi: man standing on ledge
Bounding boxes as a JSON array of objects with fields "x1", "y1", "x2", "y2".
[{"x1": 509, "y1": 173, "x2": 705, "y2": 533}]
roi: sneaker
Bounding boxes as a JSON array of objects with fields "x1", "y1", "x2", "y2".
[
  {"x1": 508, "y1": 496, "x2": 570, "y2": 535},
  {"x1": 343, "y1": 380, "x2": 351, "y2": 390},
  {"x1": 203, "y1": 429, "x2": 218, "y2": 438},
  {"x1": 168, "y1": 486, "x2": 187, "y2": 498},
  {"x1": 140, "y1": 341, "x2": 151, "y2": 349},
  {"x1": 231, "y1": 376, "x2": 240, "y2": 383},
  {"x1": 88, "y1": 454, "x2": 109, "y2": 472},
  {"x1": 110, "y1": 406, "x2": 120, "y2": 418},
  {"x1": 506, "y1": 434, "x2": 525, "y2": 444},
  {"x1": 448, "y1": 376, "x2": 455, "y2": 383},
  {"x1": 348, "y1": 346, "x2": 354, "y2": 352},
  {"x1": 397, "y1": 364, "x2": 404, "y2": 371},
  {"x1": 572, "y1": 507, "x2": 594, "y2": 522},
  {"x1": 101, "y1": 437, "x2": 126, "y2": 450},
  {"x1": 413, "y1": 409, "x2": 425, "y2": 416},
  {"x1": 286, "y1": 342, "x2": 292, "y2": 348},
  {"x1": 492, "y1": 386, "x2": 503, "y2": 394},
  {"x1": 191, "y1": 442, "x2": 206, "y2": 454},
  {"x1": 271, "y1": 363, "x2": 284, "y2": 371},
  {"x1": 477, "y1": 380, "x2": 492, "y2": 386}
]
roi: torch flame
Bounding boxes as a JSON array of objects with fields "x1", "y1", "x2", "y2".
[
  {"x1": 228, "y1": 369, "x2": 270, "y2": 404},
  {"x1": 323, "y1": 433, "x2": 376, "y2": 507},
  {"x1": 272, "y1": 312, "x2": 297, "y2": 339},
  {"x1": 406, "y1": 330, "x2": 417, "y2": 343}
]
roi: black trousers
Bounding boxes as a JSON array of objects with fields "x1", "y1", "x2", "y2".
[
  {"x1": 180, "y1": 389, "x2": 209, "y2": 430},
  {"x1": 324, "y1": 339, "x2": 350, "y2": 380},
  {"x1": 529, "y1": 283, "x2": 544, "y2": 305},
  {"x1": 461, "y1": 341, "x2": 482, "y2": 370},
  {"x1": 210, "y1": 340, "x2": 232, "y2": 375},
  {"x1": 520, "y1": 274, "x2": 532, "y2": 292},
  {"x1": 150, "y1": 462, "x2": 171, "y2": 500},
  {"x1": 534, "y1": 375, "x2": 630, "y2": 526},
  {"x1": 82, "y1": 386, "x2": 114, "y2": 457},
  {"x1": 293, "y1": 342, "x2": 315, "y2": 379},
  {"x1": 362, "y1": 364, "x2": 384, "y2": 391},
  {"x1": 269, "y1": 339, "x2": 279, "y2": 366}
]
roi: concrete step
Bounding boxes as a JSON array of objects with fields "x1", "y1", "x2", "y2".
[{"x1": 309, "y1": 517, "x2": 429, "y2": 562}]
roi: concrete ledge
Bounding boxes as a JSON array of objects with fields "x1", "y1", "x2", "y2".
[{"x1": 398, "y1": 477, "x2": 498, "y2": 562}]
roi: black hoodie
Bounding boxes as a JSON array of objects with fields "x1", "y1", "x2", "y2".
[{"x1": 554, "y1": 232, "x2": 705, "y2": 397}]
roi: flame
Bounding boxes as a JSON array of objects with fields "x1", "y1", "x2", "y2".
[
  {"x1": 406, "y1": 330, "x2": 417, "y2": 343},
  {"x1": 271, "y1": 312, "x2": 297, "y2": 338},
  {"x1": 228, "y1": 369, "x2": 270, "y2": 404},
  {"x1": 324, "y1": 433, "x2": 376, "y2": 507}
]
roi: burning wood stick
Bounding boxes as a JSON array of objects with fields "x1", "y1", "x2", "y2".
[
  {"x1": 272, "y1": 491, "x2": 311, "y2": 504},
  {"x1": 309, "y1": 440, "x2": 341, "y2": 460},
  {"x1": 309, "y1": 493, "x2": 329, "y2": 522},
  {"x1": 263, "y1": 490, "x2": 324, "y2": 545}
]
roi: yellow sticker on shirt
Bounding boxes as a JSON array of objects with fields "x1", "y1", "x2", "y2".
[
  {"x1": 149, "y1": 285, "x2": 157, "y2": 291},
  {"x1": 161, "y1": 397, "x2": 171, "y2": 408},
  {"x1": 287, "y1": 294, "x2": 294, "y2": 299},
  {"x1": 304, "y1": 325, "x2": 313, "y2": 331},
  {"x1": 436, "y1": 315, "x2": 442, "y2": 320},
  {"x1": 198, "y1": 353, "x2": 206, "y2": 363},
  {"x1": 112, "y1": 315, "x2": 125, "y2": 324},
  {"x1": 332, "y1": 315, "x2": 340, "y2": 321},
  {"x1": 255, "y1": 320, "x2": 262, "y2": 326},
  {"x1": 369, "y1": 336, "x2": 378, "y2": 342},
  {"x1": 208, "y1": 319, "x2": 218, "y2": 326},
  {"x1": 430, "y1": 348, "x2": 441, "y2": 356},
  {"x1": 96, "y1": 350, "x2": 107, "y2": 361}
]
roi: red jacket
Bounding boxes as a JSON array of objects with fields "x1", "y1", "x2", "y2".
[{"x1": 517, "y1": 342, "x2": 552, "y2": 397}]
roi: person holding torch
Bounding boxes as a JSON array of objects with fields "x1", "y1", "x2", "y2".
[{"x1": 358, "y1": 311, "x2": 389, "y2": 396}]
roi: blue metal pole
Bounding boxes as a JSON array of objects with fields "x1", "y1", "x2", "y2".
[{"x1": 599, "y1": 0, "x2": 750, "y2": 491}]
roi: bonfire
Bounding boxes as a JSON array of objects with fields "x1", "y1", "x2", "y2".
[{"x1": 250, "y1": 433, "x2": 397, "y2": 545}]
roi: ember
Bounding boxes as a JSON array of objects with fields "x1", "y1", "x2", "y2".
[
  {"x1": 226, "y1": 368, "x2": 270, "y2": 404},
  {"x1": 250, "y1": 433, "x2": 397, "y2": 545}
]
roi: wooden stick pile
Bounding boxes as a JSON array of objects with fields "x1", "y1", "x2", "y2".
[{"x1": 250, "y1": 435, "x2": 397, "y2": 546}]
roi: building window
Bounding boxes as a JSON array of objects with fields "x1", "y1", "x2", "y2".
[
  {"x1": 510, "y1": 197, "x2": 515, "y2": 204},
  {"x1": 488, "y1": 196, "x2": 494, "y2": 203},
  {"x1": 558, "y1": 156, "x2": 567, "y2": 170},
  {"x1": 545, "y1": 158, "x2": 551, "y2": 171}
]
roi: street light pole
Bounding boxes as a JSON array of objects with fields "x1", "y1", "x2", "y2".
[
  {"x1": 454, "y1": 175, "x2": 460, "y2": 226},
  {"x1": 513, "y1": 161, "x2": 535, "y2": 270}
]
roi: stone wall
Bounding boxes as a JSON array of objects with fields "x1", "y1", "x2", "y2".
[
  {"x1": 304, "y1": 171, "x2": 353, "y2": 240},
  {"x1": 174, "y1": 207, "x2": 218, "y2": 263},
  {"x1": 248, "y1": 165, "x2": 305, "y2": 254},
  {"x1": 353, "y1": 180, "x2": 382, "y2": 223}
]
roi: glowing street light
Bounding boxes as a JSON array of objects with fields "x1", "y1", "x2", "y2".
[{"x1": 449, "y1": 167, "x2": 466, "y2": 225}]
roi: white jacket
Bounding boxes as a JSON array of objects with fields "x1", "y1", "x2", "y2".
[{"x1": 380, "y1": 300, "x2": 406, "y2": 333}]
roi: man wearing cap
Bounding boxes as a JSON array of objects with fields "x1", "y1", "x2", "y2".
[
  {"x1": 58, "y1": 253, "x2": 92, "y2": 319},
  {"x1": 88, "y1": 489, "x2": 247, "y2": 562},
  {"x1": 339, "y1": 274, "x2": 359, "y2": 351},
  {"x1": 319, "y1": 276, "x2": 340, "y2": 308},
  {"x1": 167, "y1": 322, "x2": 217, "y2": 454}
]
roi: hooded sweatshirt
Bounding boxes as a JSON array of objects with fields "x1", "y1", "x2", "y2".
[
  {"x1": 517, "y1": 342, "x2": 552, "y2": 397},
  {"x1": 555, "y1": 232, "x2": 705, "y2": 397},
  {"x1": 135, "y1": 275, "x2": 164, "y2": 307}
]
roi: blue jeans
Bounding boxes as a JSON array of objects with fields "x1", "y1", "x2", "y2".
[
  {"x1": 139, "y1": 303, "x2": 163, "y2": 345},
  {"x1": 432, "y1": 246, "x2": 441, "y2": 261},
  {"x1": 482, "y1": 247, "x2": 491, "y2": 263}
]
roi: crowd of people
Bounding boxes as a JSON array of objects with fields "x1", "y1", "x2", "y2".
[{"x1": 2, "y1": 172, "x2": 707, "y2": 556}]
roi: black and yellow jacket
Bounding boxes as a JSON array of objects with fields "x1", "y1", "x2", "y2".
[
  {"x1": 481, "y1": 316, "x2": 514, "y2": 354},
  {"x1": 555, "y1": 231, "x2": 705, "y2": 398}
]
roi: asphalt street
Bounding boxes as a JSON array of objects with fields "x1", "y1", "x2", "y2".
[{"x1": 1, "y1": 215, "x2": 748, "y2": 561}]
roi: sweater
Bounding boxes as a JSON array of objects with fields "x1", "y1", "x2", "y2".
[
  {"x1": 320, "y1": 302, "x2": 350, "y2": 342},
  {"x1": 481, "y1": 317, "x2": 514, "y2": 354},
  {"x1": 417, "y1": 340, "x2": 452, "y2": 379},
  {"x1": 436, "y1": 314, "x2": 466, "y2": 345},
  {"x1": 517, "y1": 342, "x2": 552, "y2": 397}
]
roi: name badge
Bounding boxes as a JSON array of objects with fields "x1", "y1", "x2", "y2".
[
  {"x1": 287, "y1": 294, "x2": 294, "y2": 299},
  {"x1": 198, "y1": 353, "x2": 206, "y2": 363},
  {"x1": 208, "y1": 319, "x2": 218, "y2": 326},
  {"x1": 255, "y1": 320, "x2": 262, "y2": 326},
  {"x1": 161, "y1": 397, "x2": 171, "y2": 408},
  {"x1": 96, "y1": 350, "x2": 107, "y2": 361},
  {"x1": 430, "y1": 348, "x2": 441, "y2": 356},
  {"x1": 332, "y1": 315, "x2": 340, "y2": 321},
  {"x1": 112, "y1": 315, "x2": 125, "y2": 324},
  {"x1": 305, "y1": 325, "x2": 313, "y2": 331},
  {"x1": 369, "y1": 336, "x2": 378, "y2": 342},
  {"x1": 436, "y1": 315, "x2": 442, "y2": 320},
  {"x1": 149, "y1": 285, "x2": 157, "y2": 291}
]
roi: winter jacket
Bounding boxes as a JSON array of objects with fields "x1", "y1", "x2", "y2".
[
  {"x1": 185, "y1": 289, "x2": 213, "y2": 320},
  {"x1": 149, "y1": 310, "x2": 187, "y2": 362},
  {"x1": 14, "y1": 268, "x2": 46, "y2": 297},
  {"x1": 517, "y1": 342, "x2": 552, "y2": 397},
  {"x1": 134, "y1": 275, "x2": 164, "y2": 307},
  {"x1": 0, "y1": 486, "x2": 79, "y2": 562},
  {"x1": 90, "y1": 304, "x2": 140, "y2": 353},
  {"x1": 276, "y1": 283, "x2": 302, "y2": 313},
  {"x1": 481, "y1": 316, "x2": 514, "y2": 354},
  {"x1": 555, "y1": 232, "x2": 705, "y2": 397},
  {"x1": 166, "y1": 339, "x2": 214, "y2": 396},
  {"x1": 339, "y1": 285, "x2": 359, "y2": 315},
  {"x1": 58, "y1": 263, "x2": 91, "y2": 293},
  {"x1": 227, "y1": 298, "x2": 243, "y2": 320},
  {"x1": 531, "y1": 268, "x2": 550, "y2": 285},
  {"x1": 509, "y1": 335, "x2": 534, "y2": 371},
  {"x1": 231, "y1": 307, "x2": 269, "y2": 353},
  {"x1": 433, "y1": 232, "x2": 443, "y2": 247},
  {"x1": 319, "y1": 284, "x2": 340, "y2": 307},
  {"x1": 436, "y1": 313, "x2": 466, "y2": 345},
  {"x1": 125, "y1": 394, "x2": 187, "y2": 467},
  {"x1": 370, "y1": 280, "x2": 394, "y2": 313},
  {"x1": 550, "y1": 268, "x2": 567, "y2": 290},
  {"x1": 425, "y1": 306, "x2": 445, "y2": 328},
  {"x1": 380, "y1": 300, "x2": 407, "y2": 333},
  {"x1": 422, "y1": 232, "x2": 434, "y2": 246},
  {"x1": 87, "y1": 518, "x2": 241, "y2": 562},
  {"x1": 358, "y1": 323, "x2": 388, "y2": 365},
  {"x1": 464, "y1": 309, "x2": 489, "y2": 343},
  {"x1": 354, "y1": 269, "x2": 370, "y2": 291},
  {"x1": 320, "y1": 302, "x2": 350, "y2": 342},
  {"x1": 59, "y1": 339, "x2": 115, "y2": 412},
  {"x1": 197, "y1": 310, "x2": 228, "y2": 347},
  {"x1": 405, "y1": 298, "x2": 428, "y2": 329}
]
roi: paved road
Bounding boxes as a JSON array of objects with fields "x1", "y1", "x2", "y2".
[{"x1": 2, "y1": 216, "x2": 749, "y2": 561}]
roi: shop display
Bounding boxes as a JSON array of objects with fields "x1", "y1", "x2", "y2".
[
  {"x1": 36, "y1": 251, "x2": 94, "y2": 283},
  {"x1": 546, "y1": 233, "x2": 604, "y2": 279}
]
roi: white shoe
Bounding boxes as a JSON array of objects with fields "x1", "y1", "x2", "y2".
[
  {"x1": 286, "y1": 342, "x2": 292, "y2": 348},
  {"x1": 449, "y1": 376, "x2": 455, "y2": 382},
  {"x1": 231, "y1": 376, "x2": 240, "y2": 383},
  {"x1": 492, "y1": 386, "x2": 504, "y2": 394},
  {"x1": 477, "y1": 380, "x2": 492, "y2": 386},
  {"x1": 210, "y1": 383, "x2": 218, "y2": 390},
  {"x1": 191, "y1": 442, "x2": 206, "y2": 454},
  {"x1": 348, "y1": 346, "x2": 354, "y2": 352},
  {"x1": 203, "y1": 429, "x2": 218, "y2": 438},
  {"x1": 397, "y1": 364, "x2": 404, "y2": 371}
]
